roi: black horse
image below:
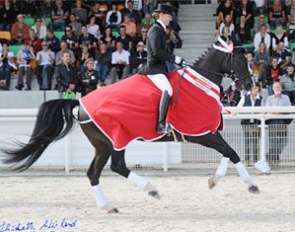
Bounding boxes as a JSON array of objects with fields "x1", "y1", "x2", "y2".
[{"x1": 1, "y1": 40, "x2": 257, "y2": 213}]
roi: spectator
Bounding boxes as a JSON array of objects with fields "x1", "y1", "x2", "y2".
[
  {"x1": 265, "y1": 82, "x2": 292, "y2": 164},
  {"x1": 16, "y1": 43, "x2": 35, "y2": 91},
  {"x1": 280, "y1": 63, "x2": 295, "y2": 103},
  {"x1": 224, "y1": 81, "x2": 241, "y2": 106},
  {"x1": 69, "y1": 13, "x2": 82, "y2": 38},
  {"x1": 0, "y1": 0, "x2": 16, "y2": 31},
  {"x1": 220, "y1": 25, "x2": 232, "y2": 43},
  {"x1": 235, "y1": 0, "x2": 254, "y2": 29},
  {"x1": 272, "y1": 24, "x2": 289, "y2": 52},
  {"x1": 32, "y1": 18, "x2": 47, "y2": 40},
  {"x1": 78, "y1": 58, "x2": 99, "y2": 96},
  {"x1": 122, "y1": 0, "x2": 141, "y2": 25},
  {"x1": 246, "y1": 51, "x2": 255, "y2": 76},
  {"x1": 237, "y1": 82, "x2": 263, "y2": 165},
  {"x1": 253, "y1": 24, "x2": 271, "y2": 52},
  {"x1": 140, "y1": 12, "x2": 155, "y2": 31},
  {"x1": 62, "y1": 24, "x2": 80, "y2": 61},
  {"x1": 78, "y1": 44, "x2": 92, "y2": 73},
  {"x1": 50, "y1": 0, "x2": 69, "y2": 31},
  {"x1": 41, "y1": 0, "x2": 54, "y2": 18},
  {"x1": 287, "y1": 0, "x2": 295, "y2": 41},
  {"x1": 121, "y1": 14, "x2": 137, "y2": 37},
  {"x1": 235, "y1": 15, "x2": 251, "y2": 44},
  {"x1": 53, "y1": 51, "x2": 78, "y2": 98},
  {"x1": 99, "y1": 26, "x2": 115, "y2": 49},
  {"x1": 254, "y1": 42, "x2": 271, "y2": 87},
  {"x1": 110, "y1": 41, "x2": 130, "y2": 84},
  {"x1": 125, "y1": 0, "x2": 142, "y2": 13},
  {"x1": 219, "y1": 14, "x2": 235, "y2": 35},
  {"x1": 274, "y1": 41, "x2": 291, "y2": 72},
  {"x1": 45, "y1": 29, "x2": 60, "y2": 54},
  {"x1": 79, "y1": 25, "x2": 97, "y2": 56},
  {"x1": 11, "y1": 14, "x2": 30, "y2": 45},
  {"x1": 106, "y1": 3, "x2": 122, "y2": 30},
  {"x1": 217, "y1": 0, "x2": 233, "y2": 28},
  {"x1": 268, "y1": 0, "x2": 286, "y2": 27},
  {"x1": 266, "y1": 57, "x2": 283, "y2": 95},
  {"x1": 25, "y1": 29, "x2": 42, "y2": 55},
  {"x1": 88, "y1": 2, "x2": 105, "y2": 33},
  {"x1": 87, "y1": 15, "x2": 101, "y2": 39},
  {"x1": 55, "y1": 41, "x2": 76, "y2": 66},
  {"x1": 143, "y1": 0, "x2": 157, "y2": 15},
  {"x1": 71, "y1": 0, "x2": 88, "y2": 24},
  {"x1": 35, "y1": 41, "x2": 55, "y2": 90},
  {"x1": 95, "y1": 42, "x2": 112, "y2": 82},
  {"x1": 253, "y1": 14, "x2": 271, "y2": 34},
  {"x1": 115, "y1": 25, "x2": 133, "y2": 51},
  {"x1": 0, "y1": 44, "x2": 16, "y2": 90},
  {"x1": 130, "y1": 41, "x2": 147, "y2": 74}
]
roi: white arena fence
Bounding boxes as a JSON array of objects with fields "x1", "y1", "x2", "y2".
[{"x1": 0, "y1": 107, "x2": 295, "y2": 172}]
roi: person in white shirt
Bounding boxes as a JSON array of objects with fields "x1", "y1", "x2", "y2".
[
  {"x1": 35, "y1": 41, "x2": 55, "y2": 90},
  {"x1": 253, "y1": 24, "x2": 271, "y2": 52},
  {"x1": 31, "y1": 18, "x2": 47, "y2": 40},
  {"x1": 110, "y1": 41, "x2": 130, "y2": 83}
]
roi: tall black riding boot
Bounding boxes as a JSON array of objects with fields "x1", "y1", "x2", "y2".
[{"x1": 157, "y1": 90, "x2": 171, "y2": 134}]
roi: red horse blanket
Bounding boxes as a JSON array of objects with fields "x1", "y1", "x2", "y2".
[{"x1": 80, "y1": 67, "x2": 223, "y2": 150}]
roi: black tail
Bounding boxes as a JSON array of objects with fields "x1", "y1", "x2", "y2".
[{"x1": 1, "y1": 99, "x2": 80, "y2": 171}]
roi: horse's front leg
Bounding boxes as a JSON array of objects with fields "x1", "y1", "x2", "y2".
[{"x1": 111, "y1": 150, "x2": 160, "y2": 199}]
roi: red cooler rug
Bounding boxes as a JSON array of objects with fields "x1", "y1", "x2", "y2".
[{"x1": 80, "y1": 67, "x2": 223, "y2": 150}]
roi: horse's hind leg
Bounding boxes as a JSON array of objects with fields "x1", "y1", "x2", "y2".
[
  {"x1": 187, "y1": 132, "x2": 259, "y2": 194},
  {"x1": 111, "y1": 150, "x2": 160, "y2": 199}
]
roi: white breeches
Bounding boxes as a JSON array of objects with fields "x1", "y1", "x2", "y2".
[{"x1": 147, "y1": 74, "x2": 173, "y2": 96}]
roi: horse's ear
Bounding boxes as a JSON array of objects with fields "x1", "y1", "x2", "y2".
[{"x1": 231, "y1": 32, "x2": 243, "y2": 46}]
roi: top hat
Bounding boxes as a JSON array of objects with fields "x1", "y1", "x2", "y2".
[{"x1": 153, "y1": 4, "x2": 173, "y2": 16}]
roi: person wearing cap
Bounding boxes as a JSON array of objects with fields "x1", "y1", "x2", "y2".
[
  {"x1": 138, "y1": 4, "x2": 186, "y2": 134},
  {"x1": 11, "y1": 14, "x2": 30, "y2": 45}
]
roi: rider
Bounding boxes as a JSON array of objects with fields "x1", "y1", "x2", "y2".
[{"x1": 138, "y1": 4, "x2": 186, "y2": 133}]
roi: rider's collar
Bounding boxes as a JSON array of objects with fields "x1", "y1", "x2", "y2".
[
  {"x1": 157, "y1": 20, "x2": 166, "y2": 31},
  {"x1": 213, "y1": 36, "x2": 234, "y2": 53}
]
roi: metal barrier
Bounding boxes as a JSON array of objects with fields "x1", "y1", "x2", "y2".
[{"x1": 0, "y1": 107, "x2": 295, "y2": 172}]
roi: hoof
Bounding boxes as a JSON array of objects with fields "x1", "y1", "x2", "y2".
[
  {"x1": 107, "y1": 208, "x2": 119, "y2": 214},
  {"x1": 248, "y1": 185, "x2": 260, "y2": 194},
  {"x1": 208, "y1": 176, "x2": 217, "y2": 190},
  {"x1": 148, "y1": 190, "x2": 161, "y2": 199}
]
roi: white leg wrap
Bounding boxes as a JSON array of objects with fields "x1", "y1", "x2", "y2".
[
  {"x1": 92, "y1": 185, "x2": 108, "y2": 208},
  {"x1": 128, "y1": 172, "x2": 148, "y2": 188},
  {"x1": 216, "y1": 157, "x2": 230, "y2": 177},
  {"x1": 235, "y1": 162, "x2": 251, "y2": 181}
]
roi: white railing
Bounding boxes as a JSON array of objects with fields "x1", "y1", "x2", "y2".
[{"x1": 0, "y1": 107, "x2": 295, "y2": 172}]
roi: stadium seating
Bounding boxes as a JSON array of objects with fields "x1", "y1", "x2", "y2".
[
  {"x1": 0, "y1": 31, "x2": 12, "y2": 41},
  {"x1": 23, "y1": 17, "x2": 35, "y2": 28},
  {"x1": 54, "y1": 31, "x2": 65, "y2": 41},
  {"x1": 8, "y1": 45, "x2": 21, "y2": 56}
]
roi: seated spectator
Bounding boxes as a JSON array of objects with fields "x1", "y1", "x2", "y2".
[
  {"x1": 274, "y1": 41, "x2": 291, "y2": 73},
  {"x1": 235, "y1": 15, "x2": 251, "y2": 44},
  {"x1": 55, "y1": 41, "x2": 76, "y2": 66},
  {"x1": 143, "y1": 0, "x2": 156, "y2": 15},
  {"x1": 45, "y1": 29, "x2": 61, "y2": 54},
  {"x1": 268, "y1": 0, "x2": 286, "y2": 27},
  {"x1": 11, "y1": 14, "x2": 30, "y2": 45},
  {"x1": 115, "y1": 25, "x2": 133, "y2": 51},
  {"x1": 69, "y1": 13, "x2": 82, "y2": 38},
  {"x1": 133, "y1": 26, "x2": 148, "y2": 52},
  {"x1": 0, "y1": 0, "x2": 16, "y2": 31},
  {"x1": 35, "y1": 41, "x2": 55, "y2": 90},
  {"x1": 99, "y1": 26, "x2": 115, "y2": 49},
  {"x1": 130, "y1": 41, "x2": 147, "y2": 74},
  {"x1": 79, "y1": 25, "x2": 97, "y2": 56},
  {"x1": 62, "y1": 25, "x2": 80, "y2": 61},
  {"x1": 266, "y1": 57, "x2": 283, "y2": 95},
  {"x1": 121, "y1": 14, "x2": 137, "y2": 37},
  {"x1": 125, "y1": 0, "x2": 142, "y2": 13},
  {"x1": 71, "y1": 0, "x2": 88, "y2": 24},
  {"x1": 50, "y1": 0, "x2": 69, "y2": 31},
  {"x1": 220, "y1": 25, "x2": 232, "y2": 43},
  {"x1": 16, "y1": 43, "x2": 35, "y2": 90},
  {"x1": 287, "y1": 0, "x2": 295, "y2": 41},
  {"x1": 217, "y1": 0, "x2": 233, "y2": 29},
  {"x1": 41, "y1": 0, "x2": 54, "y2": 18},
  {"x1": 78, "y1": 58, "x2": 99, "y2": 97},
  {"x1": 110, "y1": 41, "x2": 130, "y2": 84},
  {"x1": 78, "y1": 44, "x2": 92, "y2": 73},
  {"x1": 272, "y1": 24, "x2": 288, "y2": 52},
  {"x1": 280, "y1": 63, "x2": 295, "y2": 103},
  {"x1": 53, "y1": 51, "x2": 78, "y2": 98},
  {"x1": 246, "y1": 51, "x2": 255, "y2": 76},
  {"x1": 235, "y1": 0, "x2": 254, "y2": 29},
  {"x1": 87, "y1": 15, "x2": 101, "y2": 39},
  {"x1": 223, "y1": 81, "x2": 241, "y2": 106},
  {"x1": 253, "y1": 14, "x2": 271, "y2": 34},
  {"x1": 25, "y1": 29, "x2": 42, "y2": 55},
  {"x1": 140, "y1": 12, "x2": 155, "y2": 31},
  {"x1": 254, "y1": 42, "x2": 271, "y2": 87},
  {"x1": 106, "y1": 3, "x2": 122, "y2": 30},
  {"x1": 89, "y1": 2, "x2": 105, "y2": 33},
  {"x1": 95, "y1": 42, "x2": 112, "y2": 82},
  {"x1": 32, "y1": 18, "x2": 47, "y2": 40},
  {"x1": 219, "y1": 14, "x2": 235, "y2": 35},
  {"x1": 122, "y1": 0, "x2": 141, "y2": 25},
  {"x1": 253, "y1": 24, "x2": 271, "y2": 52},
  {"x1": 0, "y1": 44, "x2": 17, "y2": 90}
]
